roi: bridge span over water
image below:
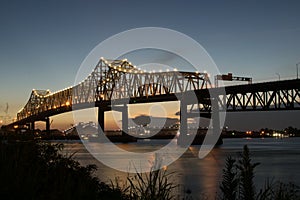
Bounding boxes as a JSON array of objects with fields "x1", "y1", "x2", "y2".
[{"x1": 4, "y1": 58, "x2": 300, "y2": 140}]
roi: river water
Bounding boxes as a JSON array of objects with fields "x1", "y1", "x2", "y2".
[{"x1": 62, "y1": 137, "x2": 300, "y2": 199}]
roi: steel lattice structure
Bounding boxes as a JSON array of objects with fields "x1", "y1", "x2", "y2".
[
  {"x1": 7, "y1": 58, "x2": 300, "y2": 129},
  {"x1": 16, "y1": 58, "x2": 211, "y2": 123},
  {"x1": 173, "y1": 79, "x2": 300, "y2": 118},
  {"x1": 223, "y1": 79, "x2": 300, "y2": 111}
]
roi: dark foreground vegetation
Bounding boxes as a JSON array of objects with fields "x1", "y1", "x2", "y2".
[
  {"x1": 0, "y1": 132, "x2": 299, "y2": 199},
  {"x1": 219, "y1": 145, "x2": 300, "y2": 200},
  {"x1": 0, "y1": 141, "x2": 124, "y2": 200}
]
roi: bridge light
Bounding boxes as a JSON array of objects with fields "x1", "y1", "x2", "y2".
[
  {"x1": 159, "y1": 69, "x2": 162, "y2": 72},
  {"x1": 166, "y1": 69, "x2": 170, "y2": 72},
  {"x1": 195, "y1": 71, "x2": 199, "y2": 74},
  {"x1": 203, "y1": 70, "x2": 207, "y2": 73},
  {"x1": 133, "y1": 65, "x2": 137, "y2": 68},
  {"x1": 174, "y1": 68, "x2": 178, "y2": 71},
  {"x1": 66, "y1": 101, "x2": 70, "y2": 106},
  {"x1": 14, "y1": 125, "x2": 18, "y2": 129},
  {"x1": 124, "y1": 69, "x2": 127, "y2": 72}
]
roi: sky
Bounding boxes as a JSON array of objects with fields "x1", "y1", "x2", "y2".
[{"x1": 0, "y1": 0, "x2": 300, "y2": 131}]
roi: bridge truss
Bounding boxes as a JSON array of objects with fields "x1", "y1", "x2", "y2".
[
  {"x1": 223, "y1": 79, "x2": 300, "y2": 111},
  {"x1": 188, "y1": 79, "x2": 300, "y2": 115},
  {"x1": 6, "y1": 58, "x2": 300, "y2": 131},
  {"x1": 16, "y1": 58, "x2": 211, "y2": 123}
]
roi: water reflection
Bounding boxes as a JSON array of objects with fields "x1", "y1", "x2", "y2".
[{"x1": 61, "y1": 138, "x2": 300, "y2": 198}]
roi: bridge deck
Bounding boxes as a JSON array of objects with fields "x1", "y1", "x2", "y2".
[{"x1": 5, "y1": 78, "x2": 300, "y2": 129}]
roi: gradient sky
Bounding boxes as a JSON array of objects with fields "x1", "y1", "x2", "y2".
[{"x1": 0, "y1": 0, "x2": 300, "y2": 130}]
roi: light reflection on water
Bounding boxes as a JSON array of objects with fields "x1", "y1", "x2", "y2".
[{"x1": 62, "y1": 137, "x2": 300, "y2": 199}]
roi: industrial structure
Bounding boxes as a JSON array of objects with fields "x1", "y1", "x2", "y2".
[{"x1": 3, "y1": 58, "x2": 300, "y2": 144}]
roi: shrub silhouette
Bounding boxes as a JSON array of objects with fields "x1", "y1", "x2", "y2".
[
  {"x1": 219, "y1": 156, "x2": 238, "y2": 200},
  {"x1": 219, "y1": 145, "x2": 300, "y2": 200},
  {"x1": 0, "y1": 141, "x2": 123, "y2": 200}
]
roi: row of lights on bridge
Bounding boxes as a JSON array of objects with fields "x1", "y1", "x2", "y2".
[
  {"x1": 77, "y1": 58, "x2": 207, "y2": 87},
  {"x1": 18, "y1": 100, "x2": 71, "y2": 116},
  {"x1": 17, "y1": 58, "x2": 209, "y2": 116},
  {"x1": 101, "y1": 57, "x2": 182, "y2": 74}
]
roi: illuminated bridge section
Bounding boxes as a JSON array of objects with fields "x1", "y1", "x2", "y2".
[
  {"x1": 11, "y1": 57, "x2": 300, "y2": 130},
  {"x1": 16, "y1": 58, "x2": 211, "y2": 123}
]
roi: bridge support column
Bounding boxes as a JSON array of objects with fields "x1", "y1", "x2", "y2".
[
  {"x1": 211, "y1": 97, "x2": 223, "y2": 145},
  {"x1": 178, "y1": 100, "x2": 188, "y2": 146},
  {"x1": 45, "y1": 117, "x2": 50, "y2": 134},
  {"x1": 122, "y1": 104, "x2": 128, "y2": 136},
  {"x1": 25, "y1": 123, "x2": 30, "y2": 131},
  {"x1": 212, "y1": 100, "x2": 220, "y2": 137},
  {"x1": 98, "y1": 107, "x2": 105, "y2": 132},
  {"x1": 31, "y1": 121, "x2": 35, "y2": 131}
]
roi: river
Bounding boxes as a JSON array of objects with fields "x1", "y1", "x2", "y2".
[{"x1": 61, "y1": 137, "x2": 300, "y2": 199}]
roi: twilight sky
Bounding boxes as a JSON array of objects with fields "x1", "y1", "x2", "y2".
[{"x1": 0, "y1": 0, "x2": 300, "y2": 130}]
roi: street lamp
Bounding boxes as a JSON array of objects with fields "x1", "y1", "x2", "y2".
[
  {"x1": 276, "y1": 73, "x2": 280, "y2": 81},
  {"x1": 296, "y1": 62, "x2": 300, "y2": 79}
]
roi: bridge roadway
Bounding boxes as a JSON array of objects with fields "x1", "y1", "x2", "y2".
[
  {"x1": 3, "y1": 58, "x2": 300, "y2": 139},
  {"x1": 5, "y1": 78, "x2": 300, "y2": 132}
]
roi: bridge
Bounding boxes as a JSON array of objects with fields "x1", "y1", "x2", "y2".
[{"x1": 4, "y1": 58, "x2": 300, "y2": 142}]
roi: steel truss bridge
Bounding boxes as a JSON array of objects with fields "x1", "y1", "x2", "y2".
[{"x1": 4, "y1": 58, "x2": 300, "y2": 141}]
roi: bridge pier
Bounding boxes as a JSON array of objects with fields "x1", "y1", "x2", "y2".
[
  {"x1": 97, "y1": 105, "x2": 136, "y2": 143},
  {"x1": 45, "y1": 117, "x2": 50, "y2": 134},
  {"x1": 212, "y1": 98, "x2": 221, "y2": 137},
  {"x1": 31, "y1": 121, "x2": 35, "y2": 131},
  {"x1": 121, "y1": 104, "x2": 128, "y2": 136},
  {"x1": 178, "y1": 100, "x2": 189, "y2": 146},
  {"x1": 210, "y1": 97, "x2": 223, "y2": 145},
  {"x1": 24, "y1": 122, "x2": 35, "y2": 132},
  {"x1": 98, "y1": 107, "x2": 105, "y2": 132}
]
